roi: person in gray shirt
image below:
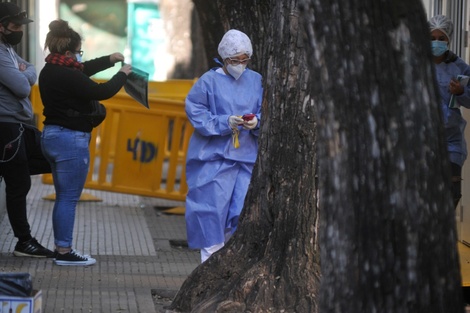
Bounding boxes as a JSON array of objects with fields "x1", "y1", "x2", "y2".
[{"x1": 0, "y1": 2, "x2": 53, "y2": 258}]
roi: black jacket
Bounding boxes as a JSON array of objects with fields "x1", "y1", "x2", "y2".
[{"x1": 39, "y1": 55, "x2": 127, "y2": 132}]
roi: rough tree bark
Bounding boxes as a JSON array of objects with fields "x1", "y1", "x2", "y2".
[
  {"x1": 168, "y1": 0, "x2": 319, "y2": 312},
  {"x1": 168, "y1": 0, "x2": 463, "y2": 312},
  {"x1": 300, "y1": 1, "x2": 463, "y2": 312}
]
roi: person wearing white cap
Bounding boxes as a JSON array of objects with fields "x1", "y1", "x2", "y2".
[
  {"x1": 185, "y1": 29, "x2": 263, "y2": 262},
  {"x1": 429, "y1": 15, "x2": 470, "y2": 209},
  {"x1": 0, "y1": 2, "x2": 54, "y2": 258}
]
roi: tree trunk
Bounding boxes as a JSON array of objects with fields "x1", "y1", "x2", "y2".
[
  {"x1": 159, "y1": 0, "x2": 208, "y2": 79},
  {"x1": 300, "y1": 0, "x2": 463, "y2": 312},
  {"x1": 168, "y1": 0, "x2": 320, "y2": 312},
  {"x1": 168, "y1": 0, "x2": 464, "y2": 312}
]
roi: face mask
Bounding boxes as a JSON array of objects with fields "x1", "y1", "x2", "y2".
[
  {"x1": 431, "y1": 40, "x2": 448, "y2": 57},
  {"x1": 226, "y1": 64, "x2": 246, "y2": 80},
  {"x1": 75, "y1": 53, "x2": 82, "y2": 63},
  {"x1": 3, "y1": 30, "x2": 23, "y2": 45}
]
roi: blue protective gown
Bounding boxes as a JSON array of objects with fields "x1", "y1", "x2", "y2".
[
  {"x1": 434, "y1": 53, "x2": 470, "y2": 167},
  {"x1": 185, "y1": 67, "x2": 263, "y2": 249}
]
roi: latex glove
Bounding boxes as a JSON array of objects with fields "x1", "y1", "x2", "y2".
[
  {"x1": 229, "y1": 115, "x2": 244, "y2": 129},
  {"x1": 243, "y1": 116, "x2": 258, "y2": 130}
]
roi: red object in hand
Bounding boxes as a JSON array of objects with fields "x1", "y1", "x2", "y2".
[{"x1": 242, "y1": 114, "x2": 256, "y2": 121}]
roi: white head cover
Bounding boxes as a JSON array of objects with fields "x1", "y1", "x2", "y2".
[
  {"x1": 217, "y1": 29, "x2": 253, "y2": 60},
  {"x1": 429, "y1": 15, "x2": 453, "y2": 41}
]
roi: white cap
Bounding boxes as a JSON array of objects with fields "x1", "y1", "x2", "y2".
[
  {"x1": 429, "y1": 15, "x2": 453, "y2": 41},
  {"x1": 217, "y1": 29, "x2": 253, "y2": 60}
]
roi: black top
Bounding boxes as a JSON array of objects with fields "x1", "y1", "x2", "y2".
[{"x1": 39, "y1": 55, "x2": 127, "y2": 132}]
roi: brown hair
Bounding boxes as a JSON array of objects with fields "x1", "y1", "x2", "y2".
[{"x1": 44, "y1": 19, "x2": 81, "y2": 54}]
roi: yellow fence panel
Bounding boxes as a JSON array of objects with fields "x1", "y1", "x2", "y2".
[
  {"x1": 147, "y1": 79, "x2": 197, "y2": 101},
  {"x1": 31, "y1": 80, "x2": 194, "y2": 202}
]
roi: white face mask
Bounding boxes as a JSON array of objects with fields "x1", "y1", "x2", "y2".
[
  {"x1": 226, "y1": 64, "x2": 246, "y2": 80},
  {"x1": 75, "y1": 53, "x2": 82, "y2": 63}
]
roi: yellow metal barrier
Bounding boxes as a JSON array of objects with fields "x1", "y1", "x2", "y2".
[
  {"x1": 147, "y1": 79, "x2": 197, "y2": 101},
  {"x1": 31, "y1": 80, "x2": 194, "y2": 202}
]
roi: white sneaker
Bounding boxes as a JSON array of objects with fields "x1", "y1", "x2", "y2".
[{"x1": 54, "y1": 249, "x2": 96, "y2": 266}]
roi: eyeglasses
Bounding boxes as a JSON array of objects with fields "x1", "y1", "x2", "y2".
[
  {"x1": 75, "y1": 50, "x2": 84, "y2": 56},
  {"x1": 227, "y1": 57, "x2": 251, "y2": 66}
]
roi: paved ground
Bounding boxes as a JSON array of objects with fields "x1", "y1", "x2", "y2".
[{"x1": 0, "y1": 176, "x2": 199, "y2": 313}]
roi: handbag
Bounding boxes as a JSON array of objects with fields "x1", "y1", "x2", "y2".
[
  {"x1": 66, "y1": 100, "x2": 107, "y2": 128},
  {"x1": 86, "y1": 101, "x2": 107, "y2": 127}
]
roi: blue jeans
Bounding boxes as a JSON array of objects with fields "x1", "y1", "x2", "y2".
[{"x1": 41, "y1": 125, "x2": 91, "y2": 249}]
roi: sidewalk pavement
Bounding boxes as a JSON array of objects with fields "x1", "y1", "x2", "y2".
[{"x1": 0, "y1": 176, "x2": 200, "y2": 313}]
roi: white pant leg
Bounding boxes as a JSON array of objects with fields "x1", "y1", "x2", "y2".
[
  {"x1": 224, "y1": 228, "x2": 233, "y2": 242},
  {"x1": 201, "y1": 242, "x2": 224, "y2": 263}
]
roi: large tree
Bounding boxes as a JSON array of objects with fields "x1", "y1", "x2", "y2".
[
  {"x1": 300, "y1": 1, "x2": 463, "y2": 312},
  {"x1": 168, "y1": 0, "x2": 463, "y2": 312},
  {"x1": 169, "y1": 0, "x2": 319, "y2": 312}
]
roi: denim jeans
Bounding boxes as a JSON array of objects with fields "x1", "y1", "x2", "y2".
[
  {"x1": 0, "y1": 122, "x2": 51, "y2": 242},
  {"x1": 41, "y1": 125, "x2": 91, "y2": 249}
]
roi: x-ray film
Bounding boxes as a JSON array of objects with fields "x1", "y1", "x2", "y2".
[{"x1": 123, "y1": 63, "x2": 149, "y2": 108}]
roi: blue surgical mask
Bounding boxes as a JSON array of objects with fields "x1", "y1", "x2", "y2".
[
  {"x1": 431, "y1": 40, "x2": 448, "y2": 57},
  {"x1": 75, "y1": 53, "x2": 82, "y2": 63}
]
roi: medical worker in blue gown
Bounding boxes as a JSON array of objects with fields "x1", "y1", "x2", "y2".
[
  {"x1": 429, "y1": 15, "x2": 470, "y2": 209},
  {"x1": 185, "y1": 29, "x2": 263, "y2": 263}
]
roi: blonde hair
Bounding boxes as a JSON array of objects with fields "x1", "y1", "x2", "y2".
[{"x1": 44, "y1": 19, "x2": 81, "y2": 54}]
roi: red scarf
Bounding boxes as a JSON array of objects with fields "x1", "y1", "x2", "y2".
[{"x1": 45, "y1": 53, "x2": 84, "y2": 71}]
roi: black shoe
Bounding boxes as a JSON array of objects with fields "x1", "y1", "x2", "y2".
[
  {"x1": 51, "y1": 250, "x2": 90, "y2": 260},
  {"x1": 54, "y1": 250, "x2": 96, "y2": 266},
  {"x1": 13, "y1": 238, "x2": 54, "y2": 258}
]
